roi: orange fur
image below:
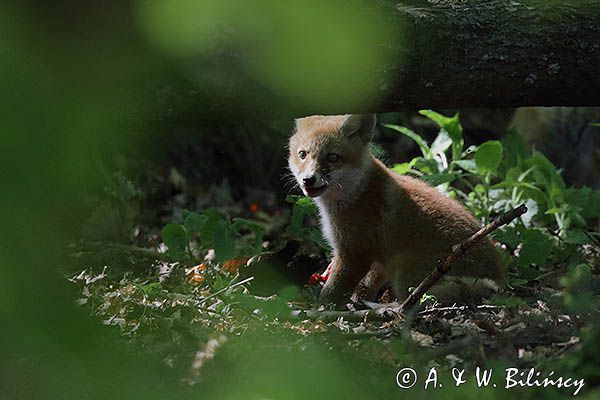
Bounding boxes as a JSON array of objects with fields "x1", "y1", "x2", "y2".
[{"x1": 289, "y1": 114, "x2": 505, "y2": 304}]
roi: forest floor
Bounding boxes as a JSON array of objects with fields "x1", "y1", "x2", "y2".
[{"x1": 67, "y1": 168, "x2": 600, "y2": 398}]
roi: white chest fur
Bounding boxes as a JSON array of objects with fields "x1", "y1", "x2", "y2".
[{"x1": 315, "y1": 201, "x2": 339, "y2": 253}]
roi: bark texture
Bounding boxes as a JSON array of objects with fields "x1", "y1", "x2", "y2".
[{"x1": 369, "y1": 0, "x2": 600, "y2": 110}]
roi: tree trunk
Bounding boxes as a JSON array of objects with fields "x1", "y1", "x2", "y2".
[{"x1": 370, "y1": 0, "x2": 600, "y2": 110}]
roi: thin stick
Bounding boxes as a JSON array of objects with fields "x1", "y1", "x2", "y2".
[
  {"x1": 198, "y1": 276, "x2": 254, "y2": 305},
  {"x1": 399, "y1": 204, "x2": 527, "y2": 311},
  {"x1": 286, "y1": 304, "x2": 502, "y2": 322},
  {"x1": 288, "y1": 306, "x2": 402, "y2": 322}
]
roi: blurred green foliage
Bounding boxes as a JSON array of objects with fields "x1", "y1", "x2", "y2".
[
  {"x1": 285, "y1": 195, "x2": 331, "y2": 253},
  {"x1": 0, "y1": 2, "x2": 183, "y2": 399},
  {"x1": 2, "y1": 2, "x2": 599, "y2": 400},
  {"x1": 161, "y1": 208, "x2": 264, "y2": 261},
  {"x1": 0, "y1": 2, "x2": 404, "y2": 399},
  {"x1": 136, "y1": 0, "x2": 398, "y2": 111}
]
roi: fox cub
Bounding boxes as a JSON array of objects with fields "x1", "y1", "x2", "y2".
[{"x1": 288, "y1": 114, "x2": 505, "y2": 305}]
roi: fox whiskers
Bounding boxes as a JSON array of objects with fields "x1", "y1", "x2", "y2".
[
  {"x1": 282, "y1": 171, "x2": 300, "y2": 192},
  {"x1": 331, "y1": 179, "x2": 343, "y2": 190}
]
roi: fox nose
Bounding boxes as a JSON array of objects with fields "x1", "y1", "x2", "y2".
[{"x1": 303, "y1": 176, "x2": 317, "y2": 186}]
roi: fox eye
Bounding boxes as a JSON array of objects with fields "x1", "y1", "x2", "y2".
[
  {"x1": 326, "y1": 153, "x2": 339, "y2": 163},
  {"x1": 298, "y1": 150, "x2": 307, "y2": 160}
]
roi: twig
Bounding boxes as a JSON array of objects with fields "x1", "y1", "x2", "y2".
[
  {"x1": 74, "y1": 241, "x2": 167, "y2": 260},
  {"x1": 399, "y1": 204, "x2": 528, "y2": 311},
  {"x1": 288, "y1": 306, "x2": 403, "y2": 322},
  {"x1": 198, "y1": 276, "x2": 254, "y2": 305},
  {"x1": 416, "y1": 304, "x2": 501, "y2": 316},
  {"x1": 286, "y1": 304, "x2": 502, "y2": 322}
]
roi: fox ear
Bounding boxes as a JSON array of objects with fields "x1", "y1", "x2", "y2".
[{"x1": 341, "y1": 114, "x2": 376, "y2": 144}]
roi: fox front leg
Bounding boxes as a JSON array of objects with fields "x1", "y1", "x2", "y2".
[
  {"x1": 351, "y1": 262, "x2": 387, "y2": 303},
  {"x1": 319, "y1": 255, "x2": 369, "y2": 305}
]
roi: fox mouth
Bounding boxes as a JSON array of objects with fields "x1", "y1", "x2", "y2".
[{"x1": 304, "y1": 184, "x2": 327, "y2": 198}]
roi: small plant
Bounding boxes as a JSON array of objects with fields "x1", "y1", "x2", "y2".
[
  {"x1": 285, "y1": 195, "x2": 330, "y2": 253},
  {"x1": 384, "y1": 110, "x2": 600, "y2": 290},
  {"x1": 161, "y1": 208, "x2": 265, "y2": 263}
]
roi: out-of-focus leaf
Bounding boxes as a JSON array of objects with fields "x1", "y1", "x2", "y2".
[
  {"x1": 564, "y1": 229, "x2": 592, "y2": 245},
  {"x1": 199, "y1": 209, "x2": 225, "y2": 248},
  {"x1": 136, "y1": 0, "x2": 396, "y2": 110},
  {"x1": 561, "y1": 264, "x2": 596, "y2": 312},
  {"x1": 161, "y1": 224, "x2": 188, "y2": 257},
  {"x1": 509, "y1": 277, "x2": 529, "y2": 287},
  {"x1": 213, "y1": 222, "x2": 236, "y2": 262},
  {"x1": 183, "y1": 211, "x2": 208, "y2": 234},
  {"x1": 564, "y1": 187, "x2": 600, "y2": 219},
  {"x1": 492, "y1": 296, "x2": 527, "y2": 307},
  {"x1": 138, "y1": 282, "x2": 162, "y2": 296},
  {"x1": 232, "y1": 218, "x2": 264, "y2": 251}
]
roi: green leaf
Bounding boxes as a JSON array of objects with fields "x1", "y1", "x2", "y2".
[
  {"x1": 161, "y1": 223, "x2": 188, "y2": 257},
  {"x1": 383, "y1": 124, "x2": 431, "y2": 157},
  {"x1": 138, "y1": 282, "x2": 162, "y2": 296},
  {"x1": 452, "y1": 159, "x2": 478, "y2": 174},
  {"x1": 561, "y1": 264, "x2": 595, "y2": 312},
  {"x1": 518, "y1": 229, "x2": 552, "y2": 267},
  {"x1": 418, "y1": 109, "x2": 455, "y2": 129},
  {"x1": 278, "y1": 285, "x2": 300, "y2": 302},
  {"x1": 285, "y1": 194, "x2": 302, "y2": 204},
  {"x1": 232, "y1": 217, "x2": 264, "y2": 251},
  {"x1": 183, "y1": 211, "x2": 208, "y2": 234},
  {"x1": 392, "y1": 162, "x2": 411, "y2": 175},
  {"x1": 410, "y1": 157, "x2": 440, "y2": 174},
  {"x1": 509, "y1": 277, "x2": 529, "y2": 287},
  {"x1": 475, "y1": 140, "x2": 503, "y2": 174},
  {"x1": 528, "y1": 151, "x2": 565, "y2": 192},
  {"x1": 564, "y1": 229, "x2": 592, "y2": 245},
  {"x1": 493, "y1": 226, "x2": 521, "y2": 248},
  {"x1": 516, "y1": 264, "x2": 541, "y2": 281},
  {"x1": 213, "y1": 222, "x2": 236, "y2": 262},
  {"x1": 492, "y1": 296, "x2": 526, "y2": 307},
  {"x1": 296, "y1": 197, "x2": 314, "y2": 207},
  {"x1": 500, "y1": 130, "x2": 528, "y2": 170},
  {"x1": 564, "y1": 187, "x2": 600, "y2": 219},
  {"x1": 308, "y1": 229, "x2": 331, "y2": 251},
  {"x1": 418, "y1": 110, "x2": 463, "y2": 160},
  {"x1": 198, "y1": 209, "x2": 225, "y2": 248},
  {"x1": 287, "y1": 198, "x2": 317, "y2": 238}
]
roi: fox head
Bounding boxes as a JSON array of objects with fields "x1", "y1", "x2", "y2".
[{"x1": 288, "y1": 114, "x2": 376, "y2": 201}]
